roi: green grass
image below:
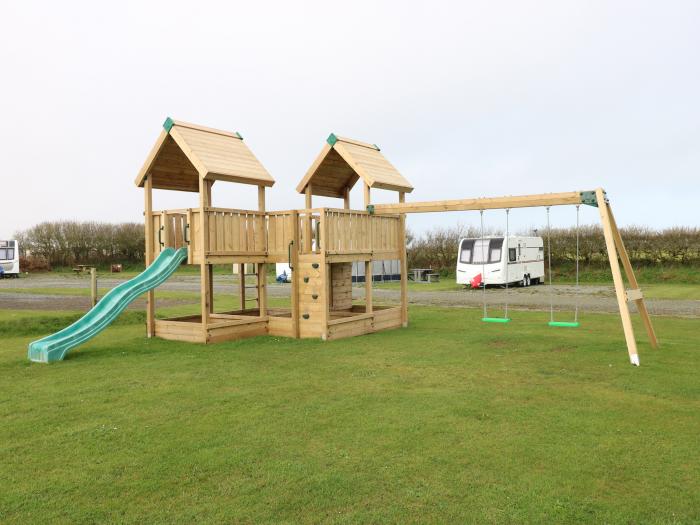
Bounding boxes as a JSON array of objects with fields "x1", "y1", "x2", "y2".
[
  {"x1": 374, "y1": 279, "x2": 464, "y2": 292},
  {"x1": 550, "y1": 262, "x2": 700, "y2": 285},
  {"x1": 639, "y1": 283, "x2": 700, "y2": 300},
  {"x1": 1, "y1": 306, "x2": 698, "y2": 523}
]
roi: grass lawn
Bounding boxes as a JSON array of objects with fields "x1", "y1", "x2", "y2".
[{"x1": 1, "y1": 306, "x2": 698, "y2": 523}]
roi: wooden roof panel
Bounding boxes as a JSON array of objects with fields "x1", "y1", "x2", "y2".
[
  {"x1": 173, "y1": 125, "x2": 275, "y2": 187},
  {"x1": 297, "y1": 134, "x2": 413, "y2": 196},
  {"x1": 135, "y1": 118, "x2": 274, "y2": 191}
]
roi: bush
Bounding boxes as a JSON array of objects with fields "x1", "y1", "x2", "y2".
[
  {"x1": 19, "y1": 255, "x2": 51, "y2": 272},
  {"x1": 407, "y1": 224, "x2": 700, "y2": 273},
  {"x1": 15, "y1": 221, "x2": 145, "y2": 268}
]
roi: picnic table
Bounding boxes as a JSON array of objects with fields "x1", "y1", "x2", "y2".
[
  {"x1": 409, "y1": 268, "x2": 435, "y2": 282},
  {"x1": 409, "y1": 268, "x2": 441, "y2": 283},
  {"x1": 72, "y1": 264, "x2": 95, "y2": 275}
]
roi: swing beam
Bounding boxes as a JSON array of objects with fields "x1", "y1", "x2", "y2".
[{"x1": 370, "y1": 188, "x2": 658, "y2": 366}]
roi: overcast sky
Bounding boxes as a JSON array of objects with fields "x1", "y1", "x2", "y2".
[{"x1": 1, "y1": 0, "x2": 698, "y2": 239}]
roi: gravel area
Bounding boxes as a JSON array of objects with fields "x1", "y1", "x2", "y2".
[{"x1": 1, "y1": 274, "x2": 698, "y2": 317}]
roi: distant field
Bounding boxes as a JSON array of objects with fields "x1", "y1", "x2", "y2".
[{"x1": 1, "y1": 305, "x2": 698, "y2": 523}]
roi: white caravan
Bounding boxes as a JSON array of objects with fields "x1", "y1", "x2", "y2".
[
  {"x1": 456, "y1": 236, "x2": 544, "y2": 288},
  {"x1": 0, "y1": 240, "x2": 20, "y2": 278}
]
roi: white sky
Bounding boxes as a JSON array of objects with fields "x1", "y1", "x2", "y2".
[{"x1": 1, "y1": 0, "x2": 698, "y2": 239}]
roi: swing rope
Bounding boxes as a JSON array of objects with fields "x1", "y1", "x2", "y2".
[
  {"x1": 546, "y1": 206, "x2": 554, "y2": 323},
  {"x1": 547, "y1": 205, "x2": 581, "y2": 328},
  {"x1": 504, "y1": 208, "x2": 510, "y2": 319},
  {"x1": 574, "y1": 204, "x2": 580, "y2": 323},
  {"x1": 480, "y1": 210, "x2": 486, "y2": 319},
  {"x1": 481, "y1": 209, "x2": 511, "y2": 323}
]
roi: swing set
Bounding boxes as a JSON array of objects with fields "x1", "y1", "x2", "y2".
[
  {"x1": 478, "y1": 205, "x2": 581, "y2": 326},
  {"x1": 369, "y1": 188, "x2": 659, "y2": 366}
]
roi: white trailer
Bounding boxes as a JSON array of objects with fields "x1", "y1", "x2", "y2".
[
  {"x1": 456, "y1": 236, "x2": 544, "y2": 288},
  {"x1": 0, "y1": 240, "x2": 20, "y2": 278}
]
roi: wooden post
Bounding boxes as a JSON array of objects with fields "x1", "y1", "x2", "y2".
[
  {"x1": 398, "y1": 191, "x2": 408, "y2": 327},
  {"x1": 596, "y1": 188, "x2": 640, "y2": 365},
  {"x1": 90, "y1": 267, "x2": 97, "y2": 307},
  {"x1": 343, "y1": 187, "x2": 350, "y2": 210},
  {"x1": 365, "y1": 260, "x2": 373, "y2": 314},
  {"x1": 144, "y1": 175, "x2": 155, "y2": 337},
  {"x1": 364, "y1": 183, "x2": 373, "y2": 314},
  {"x1": 319, "y1": 210, "x2": 329, "y2": 340},
  {"x1": 258, "y1": 185, "x2": 265, "y2": 213},
  {"x1": 239, "y1": 263, "x2": 246, "y2": 309},
  {"x1": 199, "y1": 177, "x2": 211, "y2": 335},
  {"x1": 258, "y1": 185, "x2": 267, "y2": 317},
  {"x1": 291, "y1": 211, "x2": 300, "y2": 338},
  {"x1": 607, "y1": 204, "x2": 658, "y2": 348},
  {"x1": 208, "y1": 265, "x2": 214, "y2": 313},
  {"x1": 304, "y1": 185, "x2": 313, "y2": 252}
]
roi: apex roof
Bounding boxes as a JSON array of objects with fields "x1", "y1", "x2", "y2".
[
  {"x1": 296, "y1": 134, "x2": 414, "y2": 198},
  {"x1": 135, "y1": 118, "x2": 274, "y2": 192}
]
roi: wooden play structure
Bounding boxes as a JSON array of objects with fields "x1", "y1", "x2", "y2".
[{"x1": 135, "y1": 118, "x2": 657, "y2": 365}]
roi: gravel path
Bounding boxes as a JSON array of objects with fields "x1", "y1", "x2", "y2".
[{"x1": 1, "y1": 275, "x2": 698, "y2": 317}]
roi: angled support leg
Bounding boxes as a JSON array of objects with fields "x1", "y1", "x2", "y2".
[
  {"x1": 596, "y1": 189, "x2": 640, "y2": 366},
  {"x1": 606, "y1": 204, "x2": 659, "y2": 349}
]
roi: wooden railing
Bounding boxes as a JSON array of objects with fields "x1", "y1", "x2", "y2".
[
  {"x1": 323, "y1": 210, "x2": 371, "y2": 253},
  {"x1": 322, "y1": 209, "x2": 401, "y2": 256},
  {"x1": 147, "y1": 210, "x2": 188, "y2": 261},
  {"x1": 162, "y1": 211, "x2": 187, "y2": 250},
  {"x1": 370, "y1": 214, "x2": 401, "y2": 255},
  {"x1": 202, "y1": 207, "x2": 266, "y2": 256},
  {"x1": 150, "y1": 207, "x2": 402, "y2": 263},
  {"x1": 267, "y1": 211, "x2": 297, "y2": 258}
]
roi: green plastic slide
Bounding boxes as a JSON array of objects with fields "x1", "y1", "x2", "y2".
[{"x1": 28, "y1": 247, "x2": 188, "y2": 363}]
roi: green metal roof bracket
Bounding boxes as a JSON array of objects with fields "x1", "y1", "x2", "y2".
[
  {"x1": 163, "y1": 117, "x2": 175, "y2": 133},
  {"x1": 327, "y1": 133, "x2": 338, "y2": 146},
  {"x1": 367, "y1": 204, "x2": 375, "y2": 215}
]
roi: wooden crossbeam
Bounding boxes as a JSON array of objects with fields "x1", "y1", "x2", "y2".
[{"x1": 370, "y1": 191, "x2": 586, "y2": 215}]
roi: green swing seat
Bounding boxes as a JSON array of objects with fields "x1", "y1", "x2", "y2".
[
  {"x1": 548, "y1": 321, "x2": 579, "y2": 328},
  {"x1": 482, "y1": 317, "x2": 511, "y2": 323}
]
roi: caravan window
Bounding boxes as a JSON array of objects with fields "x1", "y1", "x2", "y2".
[
  {"x1": 488, "y1": 239, "x2": 503, "y2": 263},
  {"x1": 508, "y1": 248, "x2": 516, "y2": 262},
  {"x1": 459, "y1": 240, "x2": 474, "y2": 263},
  {"x1": 472, "y1": 239, "x2": 490, "y2": 264},
  {"x1": 0, "y1": 248, "x2": 13, "y2": 260}
]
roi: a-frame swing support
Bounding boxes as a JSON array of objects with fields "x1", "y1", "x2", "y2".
[{"x1": 369, "y1": 188, "x2": 658, "y2": 366}]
